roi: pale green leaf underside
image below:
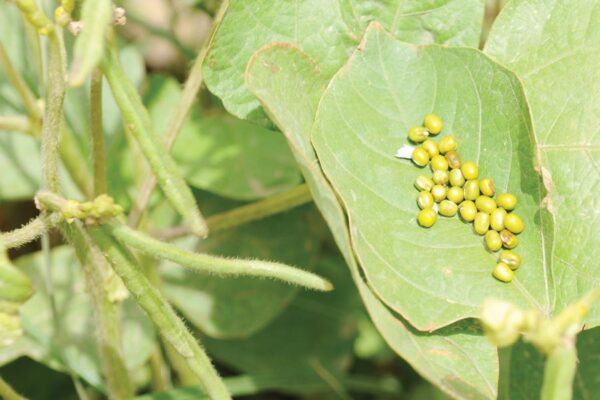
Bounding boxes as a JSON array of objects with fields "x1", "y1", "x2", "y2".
[
  {"x1": 246, "y1": 43, "x2": 497, "y2": 400},
  {"x1": 204, "y1": 0, "x2": 485, "y2": 122},
  {"x1": 312, "y1": 24, "x2": 551, "y2": 329},
  {"x1": 485, "y1": 0, "x2": 600, "y2": 326}
]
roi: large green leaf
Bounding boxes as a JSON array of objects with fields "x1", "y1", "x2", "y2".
[
  {"x1": 311, "y1": 24, "x2": 549, "y2": 329},
  {"x1": 203, "y1": 0, "x2": 485, "y2": 122},
  {"x1": 202, "y1": 256, "x2": 361, "y2": 395},
  {"x1": 245, "y1": 42, "x2": 498, "y2": 399},
  {"x1": 484, "y1": 0, "x2": 600, "y2": 326},
  {"x1": 160, "y1": 194, "x2": 321, "y2": 339},
  {"x1": 144, "y1": 75, "x2": 301, "y2": 201},
  {"x1": 11, "y1": 247, "x2": 155, "y2": 391}
]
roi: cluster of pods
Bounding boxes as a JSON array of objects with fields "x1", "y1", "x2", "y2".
[{"x1": 407, "y1": 114, "x2": 524, "y2": 283}]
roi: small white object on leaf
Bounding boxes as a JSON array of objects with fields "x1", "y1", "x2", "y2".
[{"x1": 395, "y1": 144, "x2": 415, "y2": 159}]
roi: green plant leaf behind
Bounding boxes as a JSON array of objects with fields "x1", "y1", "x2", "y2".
[
  {"x1": 498, "y1": 327, "x2": 600, "y2": 400},
  {"x1": 12, "y1": 246, "x2": 155, "y2": 392},
  {"x1": 202, "y1": 256, "x2": 362, "y2": 396},
  {"x1": 145, "y1": 75, "x2": 301, "y2": 201},
  {"x1": 311, "y1": 23, "x2": 551, "y2": 330},
  {"x1": 245, "y1": 42, "x2": 498, "y2": 399},
  {"x1": 203, "y1": 0, "x2": 485, "y2": 122},
  {"x1": 484, "y1": 0, "x2": 600, "y2": 326},
  {"x1": 160, "y1": 192, "x2": 323, "y2": 339}
]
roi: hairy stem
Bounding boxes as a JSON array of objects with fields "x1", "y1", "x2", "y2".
[
  {"x1": 128, "y1": 0, "x2": 230, "y2": 228},
  {"x1": 85, "y1": 226, "x2": 231, "y2": 400},
  {"x1": 0, "y1": 376, "x2": 26, "y2": 400},
  {"x1": 62, "y1": 222, "x2": 134, "y2": 399},
  {"x1": 110, "y1": 221, "x2": 332, "y2": 291},
  {"x1": 0, "y1": 215, "x2": 54, "y2": 248},
  {"x1": 90, "y1": 69, "x2": 107, "y2": 196},
  {"x1": 41, "y1": 31, "x2": 67, "y2": 193},
  {"x1": 157, "y1": 184, "x2": 313, "y2": 240},
  {"x1": 0, "y1": 42, "x2": 41, "y2": 123}
]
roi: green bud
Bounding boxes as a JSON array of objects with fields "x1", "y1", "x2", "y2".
[{"x1": 481, "y1": 299, "x2": 524, "y2": 347}]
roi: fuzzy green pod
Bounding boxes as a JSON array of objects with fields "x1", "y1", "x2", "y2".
[
  {"x1": 423, "y1": 113, "x2": 443, "y2": 134},
  {"x1": 474, "y1": 212, "x2": 490, "y2": 235},
  {"x1": 412, "y1": 147, "x2": 429, "y2": 167},
  {"x1": 449, "y1": 169, "x2": 465, "y2": 187}
]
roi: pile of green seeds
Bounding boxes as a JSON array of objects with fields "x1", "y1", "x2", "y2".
[{"x1": 408, "y1": 114, "x2": 524, "y2": 283}]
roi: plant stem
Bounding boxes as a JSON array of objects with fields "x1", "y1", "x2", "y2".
[
  {"x1": 157, "y1": 184, "x2": 313, "y2": 240},
  {"x1": 0, "y1": 42, "x2": 41, "y2": 123},
  {"x1": 109, "y1": 220, "x2": 332, "y2": 291},
  {"x1": 0, "y1": 375, "x2": 26, "y2": 400},
  {"x1": 0, "y1": 215, "x2": 54, "y2": 248},
  {"x1": 85, "y1": 225, "x2": 232, "y2": 400},
  {"x1": 0, "y1": 115, "x2": 31, "y2": 133},
  {"x1": 540, "y1": 342, "x2": 577, "y2": 400},
  {"x1": 90, "y1": 69, "x2": 107, "y2": 196},
  {"x1": 127, "y1": 0, "x2": 230, "y2": 228},
  {"x1": 41, "y1": 31, "x2": 67, "y2": 193},
  {"x1": 62, "y1": 222, "x2": 134, "y2": 399}
]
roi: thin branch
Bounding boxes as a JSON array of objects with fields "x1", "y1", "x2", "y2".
[
  {"x1": 0, "y1": 376, "x2": 27, "y2": 400},
  {"x1": 156, "y1": 184, "x2": 313, "y2": 241},
  {"x1": 90, "y1": 69, "x2": 106, "y2": 196},
  {"x1": 128, "y1": 0, "x2": 230, "y2": 227},
  {"x1": 0, "y1": 115, "x2": 31, "y2": 133},
  {"x1": 0, "y1": 215, "x2": 54, "y2": 249}
]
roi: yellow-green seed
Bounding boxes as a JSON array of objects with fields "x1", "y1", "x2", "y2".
[
  {"x1": 444, "y1": 150, "x2": 462, "y2": 169},
  {"x1": 499, "y1": 250, "x2": 522, "y2": 270},
  {"x1": 438, "y1": 135, "x2": 457, "y2": 154},
  {"x1": 439, "y1": 200, "x2": 458, "y2": 217},
  {"x1": 504, "y1": 213, "x2": 524, "y2": 234},
  {"x1": 417, "y1": 191, "x2": 434, "y2": 210},
  {"x1": 475, "y1": 195, "x2": 497, "y2": 214},
  {"x1": 408, "y1": 126, "x2": 428, "y2": 143},
  {"x1": 500, "y1": 229, "x2": 519, "y2": 249},
  {"x1": 461, "y1": 161, "x2": 479, "y2": 180},
  {"x1": 432, "y1": 170, "x2": 449, "y2": 185},
  {"x1": 412, "y1": 147, "x2": 429, "y2": 167},
  {"x1": 449, "y1": 169, "x2": 465, "y2": 187},
  {"x1": 418, "y1": 208, "x2": 437, "y2": 228},
  {"x1": 490, "y1": 208, "x2": 507, "y2": 231},
  {"x1": 431, "y1": 185, "x2": 447, "y2": 202},
  {"x1": 424, "y1": 113, "x2": 443, "y2": 134},
  {"x1": 479, "y1": 178, "x2": 495, "y2": 197},
  {"x1": 485, "y1": 230, "x2": 502, "y2": 252},
  {"x1": 422, "y1": 139, "x2": 439, "y2": 158},
  {"x1": 430, "y1": 154, "x2": 449, "y2": 171},
  {"x1": 496, "y1": 193, "x2": 517, "y2": 210},
  {"x1": 459, "y1": 200, "x2": 477, "y2": 222},
  {"x1": 447, "y1": 186, "x2": 464, "y2": 204},
  {"x1": 415, "y1": 175, "x2": 434, "y2": 192},
  {"x1": 492, "y1": 262, "x2": 514, "y2": 283},
  {"x1": 474, "y1": 212, "x2": 490, "y2": 235},
  {"x1": 464, "y1": 180, "x2": 480, "y2": 201}
]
